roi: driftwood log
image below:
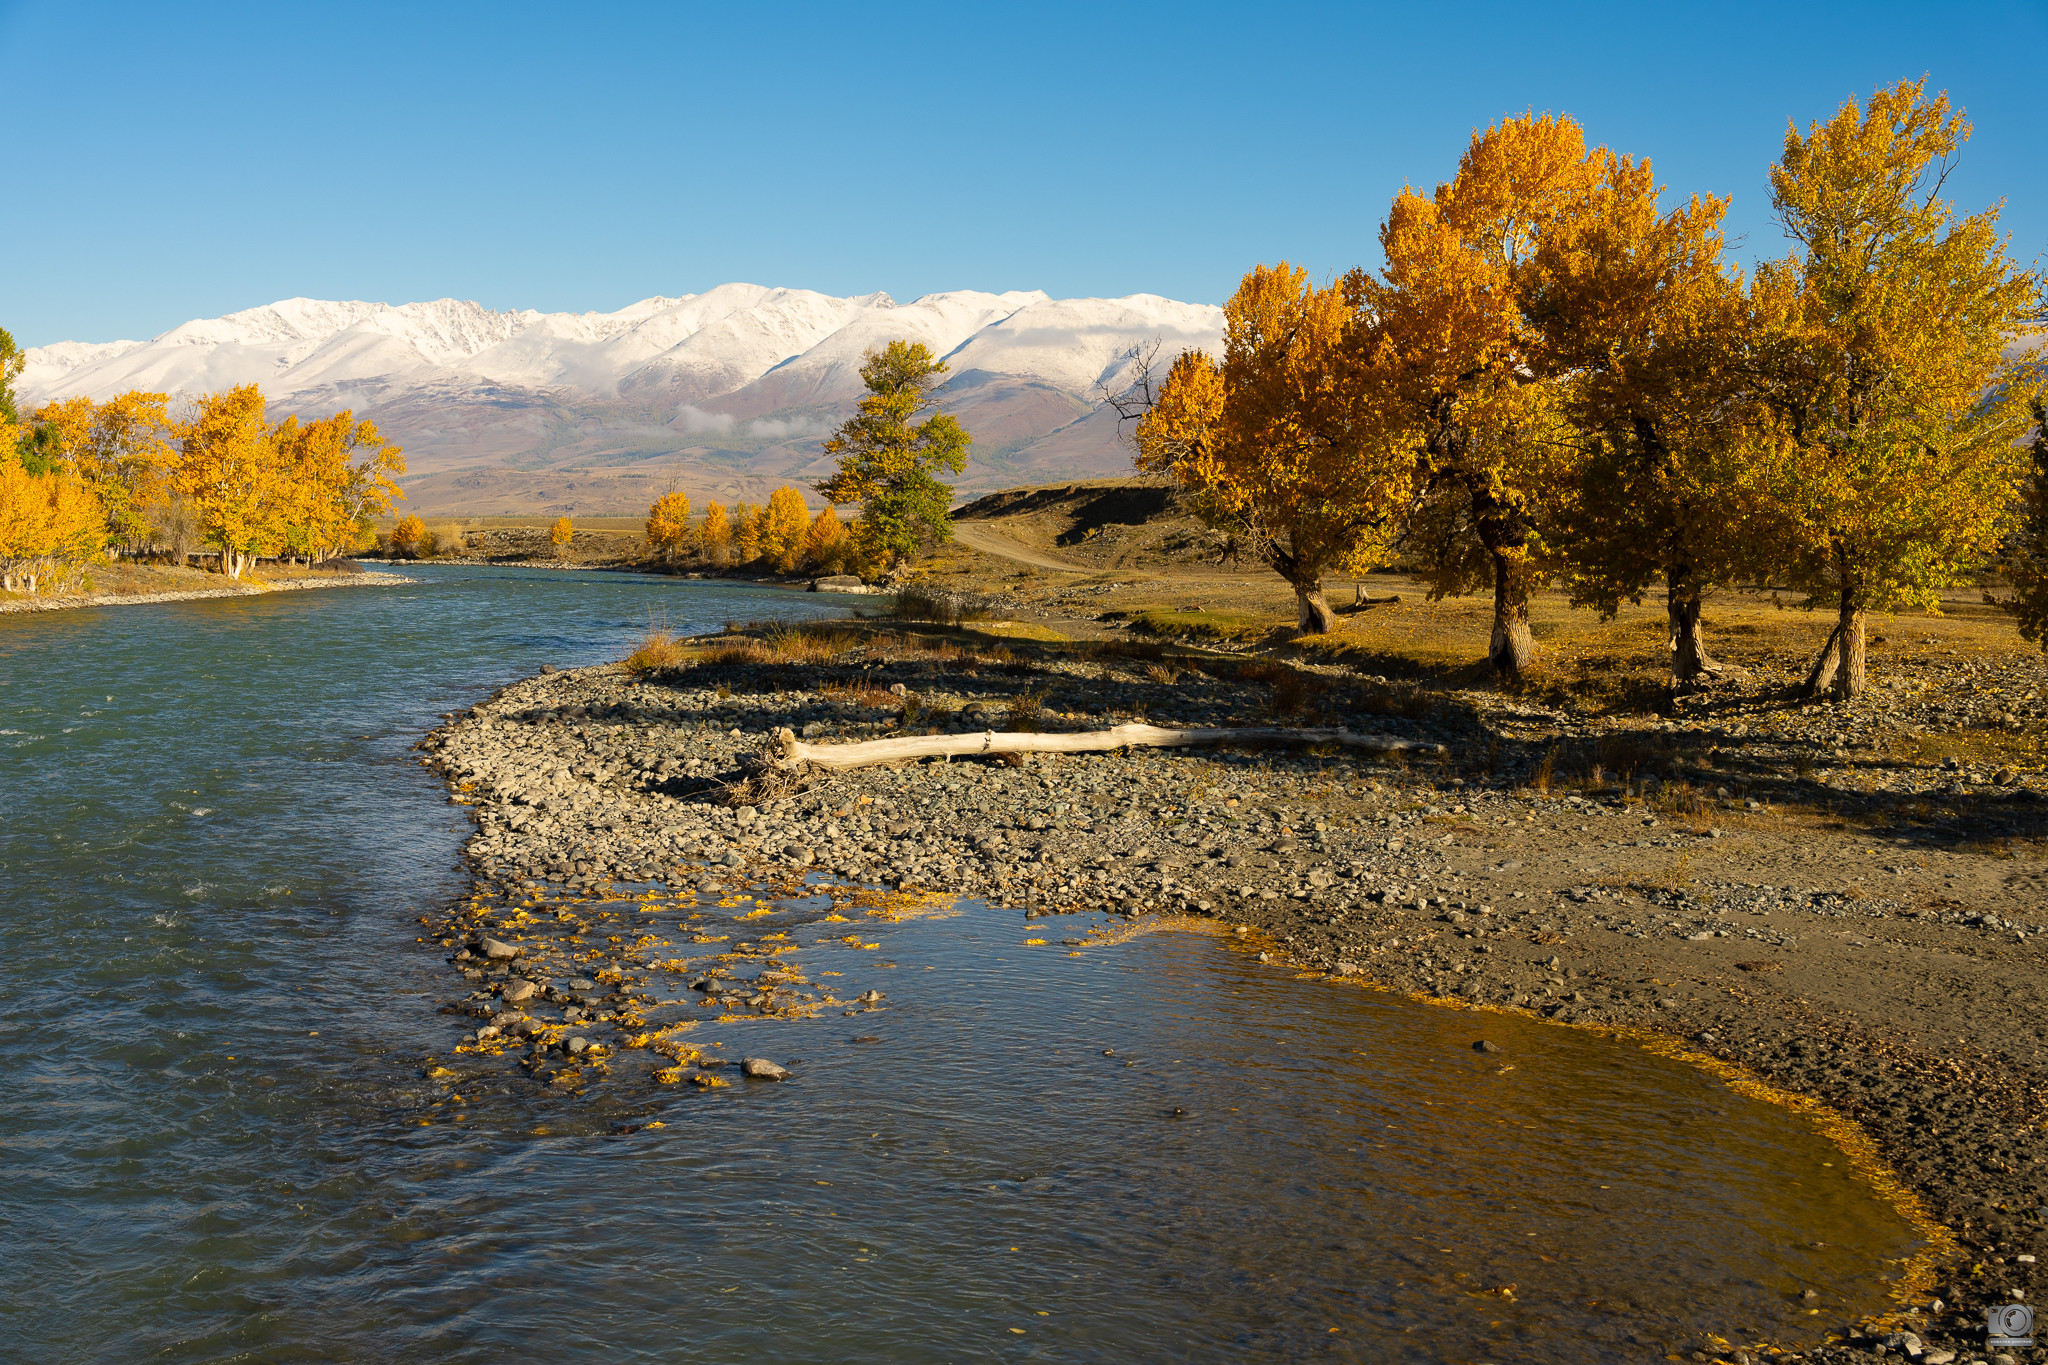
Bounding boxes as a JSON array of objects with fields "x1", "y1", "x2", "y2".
[{"x1": 721, "y1": 723, "x2": 1445, "y2": 803}]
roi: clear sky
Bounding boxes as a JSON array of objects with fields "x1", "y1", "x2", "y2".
[{"x1": 2, "y1": 0, "x2": 2042, "y2": 347}]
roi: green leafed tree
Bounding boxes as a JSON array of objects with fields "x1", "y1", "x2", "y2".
[
  {"x1": 1752, "y1": 79, "x2": 2044, "y2": 699},
  {"x1": 1990, "y1": 399, "x2": 2048, "y2": 648},
  {"x1": 815, "y1": 341, "x2": 970, "y2": 568}
]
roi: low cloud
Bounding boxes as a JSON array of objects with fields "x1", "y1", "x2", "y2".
[
  {"x1": 674, "y1": 405, "x2": 833, "y2": 441},
  {"x1": 746, "y1": 414, "x2": 833, "y2": 439},
  {"x1": 674, "y1": 405, "x2": 737, "y2": 434}
]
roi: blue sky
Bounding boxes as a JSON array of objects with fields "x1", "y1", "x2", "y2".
[{"x1": 2, "y1": 0, "x2": 2042, "y2": 346}]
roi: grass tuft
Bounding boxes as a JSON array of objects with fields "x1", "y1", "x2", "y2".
[{"x1": 623, "y1": 628, "x2": 686, "y2": 675}]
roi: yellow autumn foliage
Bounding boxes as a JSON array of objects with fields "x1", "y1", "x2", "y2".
[{"x1": 644, "y1": 490, "x2": 692, "y2": 561}]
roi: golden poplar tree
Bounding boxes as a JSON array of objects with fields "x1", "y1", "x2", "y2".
[
  {"x1": 271, "y1": 410, "x2": 404, "y2": 562},
  {"x1": 1137, "y1": 263, "x2": 1411, "y2": 634},
  {"x1": 32, "y1": 391, "x2": 176, "y2": 554},
  {"x1": 1354, "y1": 113, "x2": 1602, "y2": 676},
  {"x1": 1754, "y1": 80, "x2": 2044, "y2": 699},
  {"x1": 550, "y1": 515, "x2": 574, "y2": 562},
  {"x1": 1525, "y1": 156, "x2": 1776, "y2": 686},
  {"x1": 1991, "y1": 400, "x2": 2048, "y2": 648},
  {"x1": 699, "y1": 501, "x2": 733, "y2": 563},
  {"x1": 761, "y1": 485, "x2": 811, "y2": 572},
  {"x1": 0, "y1": 445, "x2": 105, "y2": 593},
  {"x1": 645, "y1": 490, "x2": 692, "y2": 562},
  {"x1": 732, "y1": 501, "x2": 762, "y2": 562},
  {"x1": 175, "y1": 384, "x2": 279, "y2": 579},
  {"x1": 390, "y1": 514, "x2": 426, "y2": 557},
  {"x1": 800, "y1": 504, "x2": 849, "y2": 572}
]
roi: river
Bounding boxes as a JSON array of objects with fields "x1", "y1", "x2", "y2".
[{"x1": 0, "y1": 564, "x2": 1923, "y2": 1362}]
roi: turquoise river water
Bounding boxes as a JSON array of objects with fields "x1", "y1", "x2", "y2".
[{"x1": 0, "y1": 564, "x2": 1924, "y2": 1362}]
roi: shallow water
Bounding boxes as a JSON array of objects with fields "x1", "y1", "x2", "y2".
[{"x1": 0, "y1": 565, "x2": 1922, "y2": 1361}]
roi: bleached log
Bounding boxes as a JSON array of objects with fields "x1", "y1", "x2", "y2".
[{"x1": 764, "y1": 723, "x2": 1445, "y2": 772}]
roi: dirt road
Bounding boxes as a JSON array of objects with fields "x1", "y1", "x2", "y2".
[{"x1": 950, "y1": 521, "x2": 1090, "y2": 572}]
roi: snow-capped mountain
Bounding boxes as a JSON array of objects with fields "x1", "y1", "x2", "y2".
[{"x1": 18, "y1": 286, "x2": 1224, "y2": 515}]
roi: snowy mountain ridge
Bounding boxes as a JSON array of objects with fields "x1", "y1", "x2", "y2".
[{"x1": 17, "y1": 285, "x2": 1224, "y2": 515}]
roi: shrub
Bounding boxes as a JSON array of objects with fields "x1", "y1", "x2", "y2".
[
  {"x1": 390, "y1": 513, "x2": 425, "y2": 557},
  {"x1": 703, "y1": 642, "x2": 765, "y2": 667},
  {"x1": 1007, "y1": 690, "x2": 1047, "y2": 732},
  {"x1": 889, "y1": 586, "x2": 957, "y2": 624}
]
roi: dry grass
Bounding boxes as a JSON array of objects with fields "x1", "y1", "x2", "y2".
[
  {"x1": 819, "y1": 679, "x2": 899, "y2": 708},
  {"x1": 1008, "y1": 689, "x2": 1048, "y2": 732},
  {"x1": 1130, "y1": 607, "x2": 1267, "y2": 641},
  {"x1": 1082, "y1": 638, "x2": 1168, "y2": 663},
  {"x1": 760, "y1": 624, "x2": 859, "y2": 664},
  {"x1": 622, "y1": 628, "x2": 686, "y2": 675}
]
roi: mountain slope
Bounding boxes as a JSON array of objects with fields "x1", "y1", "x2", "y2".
[{"x1": 19, "y1": 285, "x2": 1223, "y2": 515}]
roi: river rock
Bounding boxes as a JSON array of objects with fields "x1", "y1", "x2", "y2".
[
  {"x1": 475, "y1": 936, "x2": 521, "y2": 961},
  {"x1": 500, "y1": 979, "x2": 538, "y2": 1004},
  {"x1": 1474, "y1": 1040, "x2": 1502, "y2": 1053},
  {"x1": 741, "y1": 1057, "x2": 789, "y2": 1080}
]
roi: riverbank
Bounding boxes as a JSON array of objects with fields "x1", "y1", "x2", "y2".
[
  {"x1": 0, "y1": 564, "x2": 417, "y2": 613},
  {"x1": 416, "y1": 624, "x2": 2047, "y2": 1365}
]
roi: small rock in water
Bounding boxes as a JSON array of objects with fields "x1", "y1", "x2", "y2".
[
  {"x1": 857, "y1": 990, "x2": 885, "y2": 1003},
  {"x1": 565, "y1": 1036, "x2": 591, "y2": 1054},
  {"x1": 476, "y1": 937, "x2": 521, "y2": 961},
  {"x1": 741, "y1": 1057, "x2": 790, "y2": 1080},
  {"x1": 500, "y1": 979, "x2": 538, "y2": 1004},
  {"x1": 1473, "y1": 1040, "x2": 1502, "y2": 1054},
  {"x1": 567, "y1": 978, "x2": 595, "y2": 991}
]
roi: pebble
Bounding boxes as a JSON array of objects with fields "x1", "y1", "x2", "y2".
[{"x1": 741, "y1": 1057, "x2": 790, "y2": 1080}]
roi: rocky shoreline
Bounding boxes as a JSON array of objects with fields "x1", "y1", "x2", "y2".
[{"x1": 416, "y1": 640, "x2": 2047, "y2": 1365}]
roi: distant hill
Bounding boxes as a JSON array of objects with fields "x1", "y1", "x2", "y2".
[{"x1": 18, "y1": 286, "x2": 1222, "y2": 516}]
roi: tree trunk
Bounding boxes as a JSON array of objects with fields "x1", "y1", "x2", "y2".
[
  {"x1": 1799, "y1": 603, "x2": 1867, "y2": 700},
  {"x1": 1292, "y1": 579, "x2": 1339, "y2": 635},
  {"x1": 1834, "y1": 602, "x2": 1867, "y2": 699},
  {"x1": 1667, "y1": 589, "x2": 1723, "y2": 687},
  {"x1": 1800, "y1": 546, "x2": 1869, "y2": 700},
  {"x1": 1488, "y1": 553, "x2": 1532, "y2": 678},
  {"x1": 773, "y1": 722, "x2": 1444, "y2": 771}
]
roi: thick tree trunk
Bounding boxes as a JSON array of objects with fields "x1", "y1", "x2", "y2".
[
  {"x1": 1488, "y1": 553, "x2": 1532, "y2": 678},
  {"x1": 1834, "y1": 602, "x2": 1867, "y2": 699},
  {"x1": 1800, "y1": 601, "x2": 1867, "y2": 700},
  {"x1": 1292, "y1": 579, "x2": 1339, "y2": 635},
  {"x1": 1667, "y1": 588, "x2": 1723, "y2": 687}
]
